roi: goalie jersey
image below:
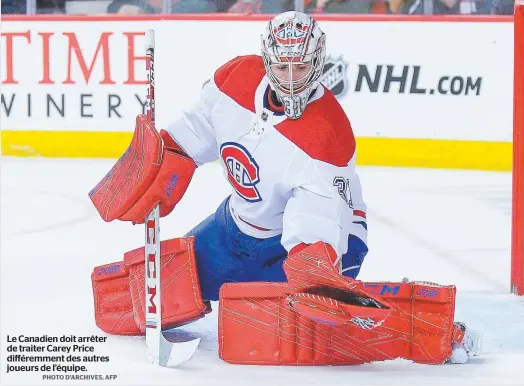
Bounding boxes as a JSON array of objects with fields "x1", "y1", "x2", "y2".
[{"x1": 166, "y1": 55, "x2": 367, "y2": 259}]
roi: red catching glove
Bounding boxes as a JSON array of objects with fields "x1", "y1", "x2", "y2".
[{"x1": 284, "y1": 242, "x2": 393, "y2": 328}]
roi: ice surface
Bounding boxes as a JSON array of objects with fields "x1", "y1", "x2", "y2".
[{"x1": 1, "y1": 157, "x2": 523, "y2": 386}]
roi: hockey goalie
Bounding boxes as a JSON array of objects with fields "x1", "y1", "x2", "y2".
[{"x1": 89, "y1": 11, "x2": 481, "y2": 366}]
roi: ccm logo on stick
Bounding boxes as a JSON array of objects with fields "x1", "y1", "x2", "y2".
[{"x1": 146, "y1": 219, "x2": 158, "y2": 326}]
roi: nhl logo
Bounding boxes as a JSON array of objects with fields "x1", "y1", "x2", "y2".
[{"x1": 320, "y1": 56, "x2": 349, "y2": 99}]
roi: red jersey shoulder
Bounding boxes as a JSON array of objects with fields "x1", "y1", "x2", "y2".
[
  {"x1": 275, "y1": 86, "x2": 356, "y2": 167},
  {"x1": 213, "y1": 55, "x2": 266, "y2": 113}
]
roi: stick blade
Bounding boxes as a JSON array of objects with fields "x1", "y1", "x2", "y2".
[
  {"x1": 146, "y1": 331, "x2": 201, "y2": 367},
  {"x1": 159, "y1": 334, "x2": 201, "y2": 367}
]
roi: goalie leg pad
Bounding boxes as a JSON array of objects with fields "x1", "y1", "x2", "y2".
[
  {"x1": 92, "y1": 237, "x2": 210, "y2": 335},
  {"x1": 91, "y1": 261, "x2": 142, "y2": 335},
  {"x1": 218, "y1": 280, "x2": 458, "y2": 365}
]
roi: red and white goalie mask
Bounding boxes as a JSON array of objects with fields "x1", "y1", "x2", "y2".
[{"x1": 261, "y1": 11, "x2": 326, "y2": 120}]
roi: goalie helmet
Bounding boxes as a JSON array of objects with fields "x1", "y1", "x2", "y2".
[{"x1": 261, "y1": 11, "x2": 326, "y2": 120}]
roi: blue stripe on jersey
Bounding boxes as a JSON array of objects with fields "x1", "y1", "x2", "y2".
[{"x1": 354, "y1": 220, "x2": 367, "y2": 231}]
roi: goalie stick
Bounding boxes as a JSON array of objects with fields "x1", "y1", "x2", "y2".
[{"x1": 143, "y1": 29, "x2": 201, "y2": 367}]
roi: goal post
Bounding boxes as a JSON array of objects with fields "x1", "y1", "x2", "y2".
[{"x1": 512, "y1": 1, "x2": 524, "y2": 295}]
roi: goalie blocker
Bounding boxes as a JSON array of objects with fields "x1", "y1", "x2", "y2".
[
  {"x1": 92, "y1": 239, "x2": 479, "y2": 365},
  {"x1": 88, "y1": 114, "x2": 196, "y2": 225}
]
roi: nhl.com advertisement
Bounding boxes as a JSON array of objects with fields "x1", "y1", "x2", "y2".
[{"x1": 321, "y1": 55, "x2": 482, "y2": 100}]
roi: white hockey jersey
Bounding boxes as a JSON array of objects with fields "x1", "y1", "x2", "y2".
[{"x1": 166, "y1": 55, "x2": 367, "y2": 257}]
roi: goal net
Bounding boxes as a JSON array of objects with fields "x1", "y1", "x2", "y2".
[{"x1": 512, "y1": 0, "x2": 524, "y2": 295}]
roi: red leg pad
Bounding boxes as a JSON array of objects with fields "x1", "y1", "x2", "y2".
[
  {"x1": 218, "y1": 280, "x2": 457, "y2": 365},
  {"x1": 91, "y1": 262, "x2": 142, "y2": 335},
  {"x1": 125, "y1": 237, "x2": 209, "y2": 333},
  {"x1": 92, "y1": 237, "x2": 210, "y2": 335}
]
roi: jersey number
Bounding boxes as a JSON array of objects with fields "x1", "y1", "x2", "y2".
[{"x1": 333, "y1": 177, "x2": 353, "y2": 208}]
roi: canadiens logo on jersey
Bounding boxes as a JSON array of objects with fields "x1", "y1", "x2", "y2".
[{"x1": 220, "y1": 142, "x2": 262, "y2": 203}]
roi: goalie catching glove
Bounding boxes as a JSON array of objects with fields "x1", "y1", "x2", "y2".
[{"x1": 88, "y1": 114, "x2": 196, "y2": 224}]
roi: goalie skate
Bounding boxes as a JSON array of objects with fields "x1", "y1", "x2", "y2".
[{"x1": 449, "y1": 322, "x2": 483, "y2": 364}]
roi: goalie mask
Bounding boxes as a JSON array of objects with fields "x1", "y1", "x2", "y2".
[{"x1": 261, "y1": 11, "x2": 326, "y2": 120}]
